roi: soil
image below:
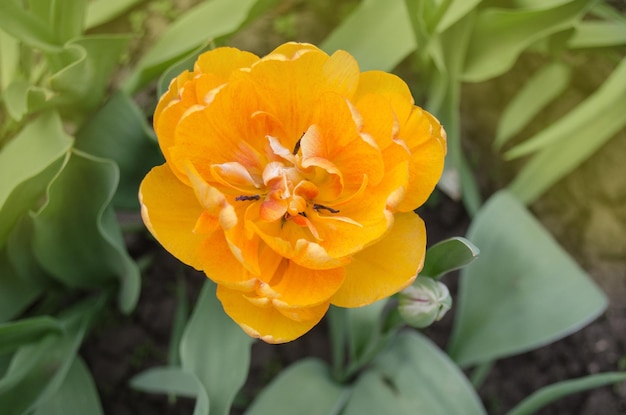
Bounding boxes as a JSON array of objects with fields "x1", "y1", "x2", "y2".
[{"x1": 81, "y1": 1, "x2": 626, "y2": 414}]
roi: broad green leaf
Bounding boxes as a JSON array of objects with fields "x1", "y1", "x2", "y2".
[
  {"x1": 349, "y1": 331, "x2": 487, "y2": 415},
  {"x1": 31, "y1": 150, "x2": 140, "y2": 313},
  {"x1": 245, "y1": 358, "x2": 346, "y2": 415},
  {"x1": 123, "y1": 0, "x2": 261, "y2": 93},
  {"x1": 0, "y1": 29, "x2": 20, "y2": 91},
  {"x1": 49, "y1": 0, "x2": 86, "y2": 43},
  {"x1": 3, "y1": 80, "x2": 52, "y2": 121},
  {"x1": 494, "y1": 62, "x2": 572, "y2": 150},
  {"x1": 75, "y1": 91, "x2": 163, "y2": 209},
  {"x1": 0, "y1": 298, "x2": 101, "y2": 415},
  {"x1": 569, "y1": 21, "x2": 626, "y2": 48},
  {"x1": 0, "y1": 111, "x2": 73, "y2": 248},
  {"x1": 448, "y1": 191, "x2": 608, "y2": 366},
  {"x1": 321, "y1": 0, "x2": 415, "y2": 71},
  {"x1": 85, "y1": 0, "x2": 144, "y2": 29},
  {"x1": 509, "y1": 57, "x2": 626, "y2": 204},
  {"x1": 0, "y1": 0, "x2": 60, "y2": 51},
  {"x1": 506, "y1": 372, "x2": 626, "y2": 415},
  {"x1": 436, "y1": 0, "x2": 483, "y2": 33},
  {"x1": 180, "y1": 281, "x2": 254, "y2": 415},
  {"x1": 33, "y1": 357, "x2": 104, "y2": 415},
  {"x1": 0, "y1": 316, "x2": 63, "y2": 355},
  {"x1": 421, "y1": 236, "x2": 480, "y2": 279},
  {"x1": 0, "y1": 248, "x2": 43, "y2": 323},
  {"x1": 506, "y1": 56, "x2": 626, "y2": 159},
  {"x1": 48, "y1": 35, "x2": 130, "y2": 111},
  {"x1": 130, "y1": 367, "x2": 210, "y2": 415},
  {"x1": 462, "y1": 0, "x2": 590, "y2": 82},
  {"x1": 347, "y1": 300, "x2": 388, "y2": 370}
]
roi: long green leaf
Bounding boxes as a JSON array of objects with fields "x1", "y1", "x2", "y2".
[
  {"x1": 85, "y1": 0, "x2": 145, "y2": 29},
  {"x1": 0, "y1": 111, "x2": 73, "y2": 248},
  {"x1": 321, "y1": 0, "x2": 415, "y2": 71},
  {"x1": 509, "y1": 57, "x2": 626, "y2": 204},
  {"x1": 180, "y1": 281, "x2": 254, "y2": 415},
  {"x1": 462, "y1": 0, "x2": 590, "y2": 82},
  {"x1": 448, "y1": 191, "x2": 607, "y2": 366},
  {"x1": 494, "y1": 62, "x2": 572, "y2": 150},
  {"x1": 33, "y1": 357, "x2": 104, "y2": 415},
  {"x1": 0, "y1": 317, "x2": 63, "y2": 355},
  {"x1": 0, "y1": 248, "x2": 43, "y2": 323},
  {"x1": 0, "y1": 0, "x2": 60, "y2": 51},
  {"x1": 245, "y1": 358, "x2": 346, "y2": 415},
  {"x1": 569, "y1": 21, "x2": 626, "y2": 48},
  {"x1": 0, "y1": 29, "x2": 20, "y2": 91},
  {"x1": 31, "y1": 150, "x2": 140, "y2": 313},
  {"x1": 506, "y1": 372, "x2": 626, "y2": 415},
  {"x1": 421, "y1": 236, "x2": 480, "y2": 279},
  {"x1": 123, "y1": 0, "x2": 261, "y2": 93}
]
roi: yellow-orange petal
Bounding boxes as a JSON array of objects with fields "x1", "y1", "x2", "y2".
[
  {"x1": 355, "y1": 71, "x2": 414, "y2": 126},
  {"x1": 139, "y1": 164, "x2": 204, "y2": 270},
  {"x1": 194, "y1": 47, "x2": 259, "y2": 77},
  {"x1": 331, "y1": 212, "x2": 426, "y2": 307},
  {"x1": 217, "y1": 285, "x2": 328, "y2": 343},
  {"x1": 266, "y1": 42, "x2": 322, "y2": 60},
  {"x1": 269, "y1": 260, "x2": 345, "y2": 307}
]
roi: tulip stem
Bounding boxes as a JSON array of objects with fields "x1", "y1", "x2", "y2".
[{"x1": 327, "y1": 306, "x2": 348, "y2": 382}]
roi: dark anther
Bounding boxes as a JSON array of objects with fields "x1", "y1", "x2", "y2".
[
  {"x1": 298, "y1": 212, "x2": 307, "y2": 217},
  {"x1": 313, "y1": 204, "x2": 340, "y2": 214},
  {"x1": 292, "y1": 132, "x2": 305, "y2": 155},
  {"x1": 235, "y1": 195, "x2": 260, "y2": 202}
]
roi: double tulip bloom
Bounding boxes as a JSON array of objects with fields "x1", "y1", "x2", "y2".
[{"x1": 139, "y1": 42, "x2": 446, "y2": 343}]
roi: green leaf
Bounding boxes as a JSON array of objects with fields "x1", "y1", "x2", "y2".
[
  {"x1": 75, "y1": 91, "x2": 163, "y2": 209},
  {"x1": 31, "y1": 150, "x2": 140, "y2": 313},
  {"x1": 3, "y1": 80, "x2": 53, "y2": 121},
  {"x1": 85, "y1": 0, "x2": 145, "y2": 29},
  {"x1": 421, "y1": 236, "x2": 480, "y2": 279},
  {"x1": 345, "y1": 300, "x2": 390, "y2": 376},
  {"x1": 48, "y1": 0, "x2": 86, "y2": 44},
  {"x1": 0, "y1": 29, "x2": 20, "y2": 91},
  {"x1": 506, "y1": 56, "x2": 626, "y2": 159},
  {"x1": 33, "y1": 357, "x2": 104, "y2": 415},
  {"x1": 123, "y1": 0, "x2": 261, "y2": 93},
  {"x1": 180, "y1": 281, "x2": 254, "y2": 415},
  {"x1": 507, "y1": 372, "x2": 626, "y2": 415},
  {"x1": 448, "y1": 191, "x2": 608, "y2": 366},
  {"x1": 0, "y1": 298, "x2": 101, "y2": 415},
  {"x1": 320, "y1": 0, "x2": 415, "y2": 71},
  {"x1": 509, "y1": 57, "x2": 626, "y2": 204},
  {"x1": 0, "y1": 316, "x2": 63, "y2": 355},
  {"x1": 0, "y1": 248, "x2": 43, "y2": 323},
  {"x1": 569, "y1": 21, "x2": 626, "y2": 48},
  {"x1": 435, "y1": 0, "x2": 483, "y2": 33},
  {"x1": 494, "y1": 62, "x2": 572, "y2": 150},
  {"x1": 245, "y1": 358, "x2": 346, "y2": 415},
  {"x1": 462, "y1": 0, "x2": 590, "y2": 82},
  {"x1": 130, "y1": 367, "x2": 210, "y2": 415},
  {"x1": 48, "y1": 35, "x2": 131, "y2": 111},
  {"x1": 0, "y1": 0, "x2": 60, "y2": 51},
  {"x1": 0, "y1": 111, "x2": 73, "y2": 248},
  {"x1": 344, "y1": 331, "x2": 486, "y2": 415}
]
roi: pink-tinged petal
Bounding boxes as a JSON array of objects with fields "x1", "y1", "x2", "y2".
[
  {"x1": 139, "y1": 164, "x2": 204, "y2": 270},
  {"x1": 217, "y1": 285, "x2": 328, "y2": 343},
  {"x1": 194, "y1": 47, "x2": 259, "y2": 77},
  {"x1": 331, "y1": 212, "x2": 426, "y2": 307}
]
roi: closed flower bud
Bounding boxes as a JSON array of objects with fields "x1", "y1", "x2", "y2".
[{"x1": 398, "y1": 278, "x2": 452, "y2": 328}]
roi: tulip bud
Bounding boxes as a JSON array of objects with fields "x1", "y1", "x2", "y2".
[{"x1": 398, "y1": 278, "x2": 452, "y2": 328}]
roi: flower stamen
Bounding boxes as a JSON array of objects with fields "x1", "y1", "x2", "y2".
[
  {"x1": 313, "y1": 204, "x2": 340, "y2": 214},
  {"x1": 235, "y1": 194, "x2": 261, "y2": 202}
]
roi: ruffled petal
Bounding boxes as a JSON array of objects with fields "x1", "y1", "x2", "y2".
[
  {"x1": 355, "y1": 71, "x2": 415, "y2": 126},
  {"x1": 139, "y1": 164, "x2": 204, "y2": 269},
  {"x1": 331, "y1": 212, "x2": 426, "y2": 307},
  {"x1": 217, "y1": 285, "x2": 328, "y2": 343},
  {"x1": 194, "y1": 47, "x2": 259, "y2": 77}
]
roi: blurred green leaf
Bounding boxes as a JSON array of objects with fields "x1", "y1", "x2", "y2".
[
  {"x1": 346, "y1": 300, "x2": 389, "y2": 374},
  {"x1": 31, "y1": 150, "x2": 140, "y2": 313},
  {"x1": 33, "y1": 357, "x2": 104, "y2": 415},
  {"x1": 462, "y1": 0, "x2": 590, "y2": 82},
  {"x1": 131, "y1": 367, "x2": 210, "y2": 415},
  {"x1": 48, "y1": 35, "x2": 130, "y2": 111},
  {"x1": 0, "y1": 316, "x2": 63, "y2": 355},
  {"x1": 246, "y1": 358, "x2": 346, "y2": 415},
  {"x1": 421, "y1": 237, "x2": 480, "y2": 279},
  {"x1": 3, "y1": 80, "x2": 53, "y2": 121},
  {"x1": 569, "y1": 21, "x2": 626, "y2": 48},
  {"x1": 124, "y1": 0, "x2": 262, "y2": 93},
  {"x1": 321, "y1": 0, "x2": 415, "y2": 71},
  {"x1": 506, "y1": 372, "x2": 626, "y2": 415},
  {"x1": 76, "y1": 91, "x2": 163, "y2": 209},
  {"x1": 0, "y1": 0, "x2": 60, "y2": 51},
  {"x1": 86, "y1": 0, "x2": 145, "y2": 29},
  {"x1": 448, "y1": 191, "x2": 608, "y2": 367},
  {"x1": 509, "y1": 57, "x2": 626, "y2": 204},
  {"x1": 494, "y1": 62, "x2": 572, "y2": 150},
  {"x1": 0, "y1": 29, "x2": 20, "y2": 91},
  {"x1": 435, "y1": 0, "x2": 482, "y2": 33},
  {"x1": 506, "y1": 56, "x2": 626, "y2": 159},
  {"x1": 48, "y1": 0, "x2": 86, "y2": 44},
  {"x1": 0, "y1": 248, "x2": 43, "y2": 323},
  {"x1": 0, "y1": 298, "x2": 101, "y2": 415},
  {"x1": 0, "y1": 111, "x2": 73, "y2": 248},
  {"x1": 180, "y1": 281, "x2": 254, "y2": 415},
  {"x1": 344, "y1": 331, "x2": 486, "y2": 415}
]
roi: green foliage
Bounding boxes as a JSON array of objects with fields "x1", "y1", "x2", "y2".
[{"x1": 420, "y1": 237, "x2": 479, "y2": 279}]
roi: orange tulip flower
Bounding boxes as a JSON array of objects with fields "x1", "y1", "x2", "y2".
[{"x1": 140, "y1": 42, "x2": 446, "y2": 343}]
